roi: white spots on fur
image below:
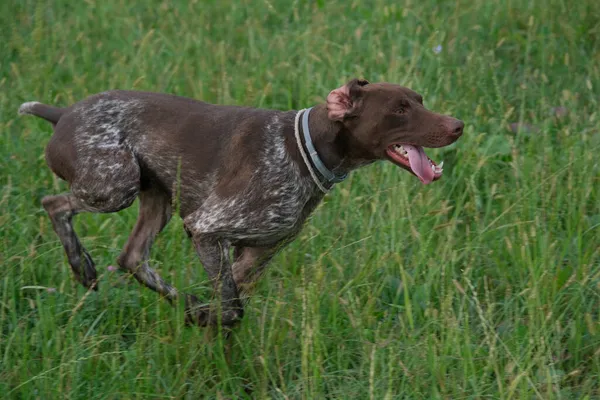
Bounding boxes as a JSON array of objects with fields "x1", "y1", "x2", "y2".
[
  {"x1": 18, "y1": 101, "x2": 41, "y2": 115},
  {"x1": 76, "y1": 98, "x2": 143, "y2": 150},
  {"x1": 186, "y1": 113, "x2": 316, "y2": 244},
  {"x1": 70, "y1": 96, "x2": 143, "y2": 211},
  {"x1": 95, "y1": 142, "x2": 121, "y2": 150}
]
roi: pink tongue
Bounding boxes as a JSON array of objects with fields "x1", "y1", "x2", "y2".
[{"x1": 404, "y1": 145, "x2": 434, "y2": 184}]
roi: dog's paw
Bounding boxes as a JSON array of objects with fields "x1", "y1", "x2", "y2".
[
  {"x1": 184, "y1": 295, "x2": 244, "y2": 327},
  {"x1": 81, "y1": 250, "x2": 99, "y2": 291},
  {"x1": 184, "y1": 294, "x2": 212, "y2": 327},
  {"x1": 220, "y1": 306, "x2": 244, "y2": 326}
]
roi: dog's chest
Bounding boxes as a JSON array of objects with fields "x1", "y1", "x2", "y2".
[{"x1": 186, "y1": 115, "x2": 320, "y2": 245}]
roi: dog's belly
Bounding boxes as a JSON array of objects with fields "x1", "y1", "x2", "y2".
[
  {"x1": 230, "y1": 200, "x2": 322, "y2": 247},
  {"x1": 184, "y1": 189, "x2": 309, "y2": 243}
]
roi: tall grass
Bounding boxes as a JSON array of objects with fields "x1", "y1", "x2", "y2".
[{"x1": 1, "y1": 0, "x2": 598, "y2": 398}]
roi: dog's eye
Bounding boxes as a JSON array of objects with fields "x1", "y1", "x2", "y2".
[{"x1": 394, "y1": 107, "x2": 407, "y2": 115}]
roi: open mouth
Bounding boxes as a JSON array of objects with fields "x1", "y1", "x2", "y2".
[{"x1": 385, "y1": 144, "x2": 443, "y2": 185}]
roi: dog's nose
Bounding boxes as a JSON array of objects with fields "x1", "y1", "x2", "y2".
[{"x1": 447, "y1": 119, "x2": 464, "y2": 138}]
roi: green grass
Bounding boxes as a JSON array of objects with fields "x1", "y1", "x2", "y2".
[{"x1": 1, "y1": 0, "x2": 599, "y2": 398}]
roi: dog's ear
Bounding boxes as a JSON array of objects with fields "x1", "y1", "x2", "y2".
[{"x1": 326, "y1": 78, "x2": 369, "y2": 121}]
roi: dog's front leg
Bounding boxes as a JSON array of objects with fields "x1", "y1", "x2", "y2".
[
  {"x1": 232, "y1": 246, "x2": 280, "y2": 298},
  {"x1": 186, "y1": 234, "x2": 243, "y2": 327}
]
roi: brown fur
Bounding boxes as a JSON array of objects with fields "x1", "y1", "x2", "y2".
[{"x1": 19, "y1": 79, "x2": 463, "y2": 326}]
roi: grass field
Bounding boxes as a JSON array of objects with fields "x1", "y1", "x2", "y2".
[{"x1": 1, "y1": 0, "x2": 599, "y2": 398}]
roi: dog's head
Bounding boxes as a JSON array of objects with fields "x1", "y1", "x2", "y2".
[{"x1": 327, "y1": 79, "x2": 463, "y2": 184}]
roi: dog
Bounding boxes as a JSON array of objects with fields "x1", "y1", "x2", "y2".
[{"x1": 19, "y1": 78, "x2": 463, "y2": 326}]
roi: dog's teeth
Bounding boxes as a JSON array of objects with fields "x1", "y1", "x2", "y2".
[
  {"x1": 439, "y1": 161, "x2": 444, "y2": 169},
  {"x1": 394, "y1": 145, "x2": 407, "y2": 157}
]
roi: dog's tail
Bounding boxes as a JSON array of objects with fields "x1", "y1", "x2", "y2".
[{"x1": 18, "y1": 101, "x2": 65, "y2": 125}]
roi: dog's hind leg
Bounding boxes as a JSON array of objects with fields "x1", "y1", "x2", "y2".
[
  {"x1": 42, "y1": 194, "x2": 101, "y2": 289},
  {"x1": 43, "y1": 144, "x2": 141, "y2": 289},
  {"x1": 117, "y1": 188, "x2": 179, "y2": 301}
]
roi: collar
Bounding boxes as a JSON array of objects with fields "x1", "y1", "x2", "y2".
[{"x1": 293, "y1": 107, "x2": 347, "y2": 193}]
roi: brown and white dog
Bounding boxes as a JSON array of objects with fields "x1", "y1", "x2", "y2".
[{"x1": 19, "y1": 79, "x2": 463, "y2": 326}]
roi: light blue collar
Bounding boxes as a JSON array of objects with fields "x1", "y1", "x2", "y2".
[{"x1": 300, "y1": 107, "x2": 347, "y2": 188}]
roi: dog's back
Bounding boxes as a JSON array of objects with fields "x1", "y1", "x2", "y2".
[{"x1": 20, "y1": 90, "x2": 292, "y2": 216}]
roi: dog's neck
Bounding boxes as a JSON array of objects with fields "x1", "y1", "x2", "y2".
[{"x1": 306, "y1": 104, "x2": 368, "y2": 176}]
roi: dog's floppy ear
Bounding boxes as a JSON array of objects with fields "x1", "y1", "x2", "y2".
[{"x1": 326, "y1": 78, "x2": 369, "y2": 121}]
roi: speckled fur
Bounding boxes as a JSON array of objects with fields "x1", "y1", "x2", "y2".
[
  {"x1": 69, "y1": 98, "x2": 144, "y2": 211},
  {"x1": 182, "y1": 113, "x2": 323, "y2": 325},
  {"x1": 22, "y1": 80, "x2": 464, "y2": 327},
  {"x1": 33, "y1": 93, "x2": 324, "y2": 326},
  {"x1": 185, "y1": 114, "x2": 318, "y2": 244}
]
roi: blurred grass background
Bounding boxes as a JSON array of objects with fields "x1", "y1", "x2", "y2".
[{"x1": 1, "y1": 0, "x2": 599, "y2": 398}]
